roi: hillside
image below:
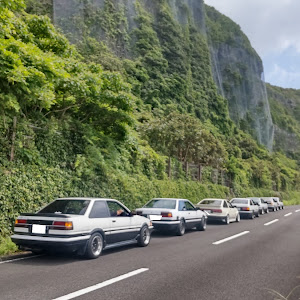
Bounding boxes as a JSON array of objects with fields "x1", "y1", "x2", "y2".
[{"x1": 0, "y1": 0, "x2": 299, "y2": 240}]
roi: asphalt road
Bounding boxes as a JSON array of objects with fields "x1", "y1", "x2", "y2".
[{"x1": 1, "y1": 206, "x2": 299, "y2": 300}]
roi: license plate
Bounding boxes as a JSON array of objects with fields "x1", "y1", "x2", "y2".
[
  {"x1": 149, "y1": 215, "x2": 162, "y2": 221},
  {"x1": 32, "y1": 224, "x2": 46, "y2": 234},
  {"x1": 204, "y1": 210, "x2": 211, "y2": 214}
]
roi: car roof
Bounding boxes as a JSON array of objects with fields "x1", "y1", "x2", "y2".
[
  {"x1": 56, "y1": 197, "x2": 117, "y2": 201},
  {"x1": 151, "y1": 198, "x2": 189, "y2": 201},
  {"x1": 201, "y1": 198, "x2": 225, "y2": 201}
]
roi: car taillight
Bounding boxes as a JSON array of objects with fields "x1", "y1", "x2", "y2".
[
  {"x1": 212, "y1": 209, "x2": 222, "y2": 213},
  {"x1": 15, "y1": 219, "x2": 28, "y2": 227},
  {"x1": 241, "y1": 207, "x2": 250, "y2": 211},
  {"x1": 161, "y1": 212, "x2": 172, "y2": 217},
  {"x1": 51, "y1": 221, "x2": 73, "y2": 230}
]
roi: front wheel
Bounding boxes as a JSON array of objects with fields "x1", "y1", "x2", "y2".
[
  {"x1": 85, "y1": 233, "x2": 103, "y2": 259},
  {"x1": 176, "y1": 219, "x2": 186, "y2": 236},
  {"x1": 196, "y1": 216, "x2": 207, "y2": 231},
  {"x1": 137, "y1": 225, "x2": 151, "y2": 247}
]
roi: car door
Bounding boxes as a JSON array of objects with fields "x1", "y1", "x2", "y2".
[
  {"x1": 107, "y1": 201, "x2": 138, "y2": 244},
  {"x1": 183, "y1": 201, "x2": 199, "y2": 229},
  {"x1": 225, "y1": 200, "x2": 234, "y2": 220},
  {"x1": 249, "y1": 199, "x2": 257, "y2": 214},
  {"x1": 88, "y1": 200, "x2": 112, "y2": 241}
]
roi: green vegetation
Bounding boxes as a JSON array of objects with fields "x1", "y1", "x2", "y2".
[{"x1": 0, "y1": 0, "x2": 299, "y2": 256}]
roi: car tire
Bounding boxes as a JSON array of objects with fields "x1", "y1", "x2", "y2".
[
  {"x1": 261, "y1": 209, "x2": 264, "y2": 215},
  {"x1": 137, "y1": 225, "x2": 151, "y2": 247},
  {"x1": 176, "y1": 219, "x2": 186, "y2": 236},
  {"x1": 236, "y1": 213, "x2": 240, "y2": 222},
  {"x1": 225, "y1": 215, "x2": 230, "y2": 225},
  {"x1": 256, "y1": 211, "x2": 259, "y2": 217},
  {"x1": 196, "y1": 216, "x2": 207, "y2": 231},
  {"x1": 266, "y1": 209, "x2": 269, "y2": 214},
  {"x1": 250, "y1": 213, "x2": 255, "y2": 219},
  {"x1": 85, "y1": 233, "x2": 103, "y2": 259}
]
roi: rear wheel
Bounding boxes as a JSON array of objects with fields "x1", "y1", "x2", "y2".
[
  {"x1": 85, "y1": 233, "x2": 103, "y2": 259},
  {"x1": 176, "y1": 219, "x2": 186, "y2": 236},
  {"x1": 236, "y1": 213, "x2": 240, "y2": 222},
  {"x1": 266, "y1": 209, "x2": 269, "y2": 214},
  {"x1": 261, "y1": 209, "x2": 264, "y2": 215},
  {"x1": 196, "y1": 216, "x2": 207, "y2": 231},
  {"x1": 250, "y1": 213, "x2": 255, "y2": 219},
  {"x1": 137, "y1": 225, "x2": 150, "y2": 247},
  {"x1": 224, "y1": 215, "x2": 230, "y2": 225}
]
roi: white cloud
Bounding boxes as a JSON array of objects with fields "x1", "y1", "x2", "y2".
[
  {"x1": 204, "y1": 0, "x2": 300, "y2": 56},
  {"x1": 204, "y1": 0, "x2": 300, "y2": 88},
  {"x1": 266, "y1": 63, "x2": 300, "y2": 89}
]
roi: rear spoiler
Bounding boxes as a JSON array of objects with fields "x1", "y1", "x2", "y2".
[{"x1": 20, "y1": 213, "x2": 69, "y2": 218}]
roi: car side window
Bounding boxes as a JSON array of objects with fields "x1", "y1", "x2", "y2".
[
  {"x1": 89, "y1": 201, "x2": 110, "y2": 218},
  {"x1": 185, "y1": 201, "x2": 195, "y2": 211},
  {"x1": 107, "y1": 201, "x2": 129, "y2": 217},
  {"x1": 178, "y1": 201, "x2": 186, "y2": 211},
  {"x1": 250, "y1": 200, "x2": 254, "y2": 205},
  {"x1": 223, "y1": 201, "x2": 228, "y2": 208}
]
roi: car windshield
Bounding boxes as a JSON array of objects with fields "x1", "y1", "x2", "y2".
[
  {"x1": 200, "y1": 200, "x2": 222, "y2": 206},
  {"x1": 39, "y1": 199, "x2": 90, "y2": 215},
  {"x1": 143, "y1": 199, "x2": 176, "y2": 209},
  {"x1": 231, "y1": 199, "x2": 248, "y2": 204}
]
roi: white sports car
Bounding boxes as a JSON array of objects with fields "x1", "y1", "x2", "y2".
[
  {"x1": 196, "y1": 198, "x2": 240, "y2": 224},
  {"x1": 12, "y1": 198, "x2": 153, "y2": 259},
  {"x1": 135, "y1": 198, "x2": 207, "y2": 236}
]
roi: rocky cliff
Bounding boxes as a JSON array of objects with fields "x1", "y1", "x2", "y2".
[{"x1": 53, "y1": 0, "x2": 274, "y2": 149}]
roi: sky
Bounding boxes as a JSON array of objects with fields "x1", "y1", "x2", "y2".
[{"x1": 204, "y1": 0, "x2": 300, "y2": 90}]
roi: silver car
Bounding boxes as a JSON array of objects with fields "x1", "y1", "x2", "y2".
[
  {"x1": 135, "y1": 198, "x2": 207, "y2": 236},
  {"x1": 196, "y1": 199, "x2": 240, "y2": 224},
  {"x1": 261, "y1": 197, "x2": 278, "y2": 212},
  {"x1": 230, "y1": 198, "x2": 259, "y2": 219},
  {"x1": 273, "y1": 197, "x2": 284, "y2": 210},
  {"x1": 249, "y1": 197, "x2": 269, "y2": 214},
  {"x1": 12, "y1": 198, "x2": 153, "y2": 259}
]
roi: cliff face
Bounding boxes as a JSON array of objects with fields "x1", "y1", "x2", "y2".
[
  {"x1": 267, "y1": 84, "x2": 300, "y2": 157},
  {"x1": 205, "y1": 5, "x2": 274, "y2": 150},
  {"x1": 53, "y1": 0, "x2": 274, "y2": 149}
]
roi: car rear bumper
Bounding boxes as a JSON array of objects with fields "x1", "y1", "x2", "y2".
[
  {"x1": 206, "y1": 215, "x2": 225, "y2": 221},
  {"x1": 152, "y1": 220, "x2": 180, "y2": 231},
  {"x1": 238, "y1": 211, "x2": 253, "y2": 217},
  {"x1": 11, "y1": 234, "x2": 90, "y2": 252}
]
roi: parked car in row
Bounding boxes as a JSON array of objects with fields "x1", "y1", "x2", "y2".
[
  {"x1": 230, "y1": 198, "x2": 259, "y2": 219},
  {"x1": 12, "y1": 198, "x2": 153, "y2": 259},
  {"x1": 273, "y1": 197, "x2": 284, "y2": 210},
  {"x1": 135, "y1": 198, "x2": 207, "y2": 236},
  {"x1": 261, "y1": 197, "x2": 278, "y2": 212},
  {"x1": 196, "y1": 199, "x2": 240, "y2": 224},
  {"x1": 249, "y1": 197, "x2": 269, "y2": 214}
]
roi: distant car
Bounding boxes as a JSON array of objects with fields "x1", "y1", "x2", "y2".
[
  {"x1": 230, "y1": 198, "x2": 259, "y2": 219},
  {"x1": 135, "y1": 198, "x2": 207, "y2": 236},
  {"x1": 249, "y1": 197, "x2": 269, "y2": 214},
  {"x1": 196, "y1": 199, "x2": 240, "y2": 224},
  {"x1": 261, "y1": 197, "x2": 278, "y2": 212},
  {"x1": 12, "y1": 198, "x2": 153, "y2": 259},
  {"x1": 273, "y1": 197, "x2": 284, "y2": 210}
]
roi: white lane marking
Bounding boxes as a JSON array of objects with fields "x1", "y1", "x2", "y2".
[
  {"x1": 264, "y1": 219, "x2": 279, "y2": 226},
  {"x1": 284, "y1": 213, "x2": 292, "y2": 217},
  {"x1": 0, "y1": 254, "x2": 43, "y2": 264},
  {"x1": 212, "y1": 231, "x2": 249, "y2": 245},
  {"x1": 52, "y1": 268, "x2": 149, "y2": 300},
  {"x1": 295, "y1": 209, "x2": 300, "y2": 213}
]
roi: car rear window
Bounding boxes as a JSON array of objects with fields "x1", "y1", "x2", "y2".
[
  {"x1": 231, "y1": 199, "x2": 249, "y2": 204},
  {"x1": 39, "y1": 199, "x2": 90, "y2": 215},
  {"x1": 144, "y1": 199, "x2": 176, "y2": 209},
  {"x1": 200, "y1": 200, "x2": 222, "y2": 206}
]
